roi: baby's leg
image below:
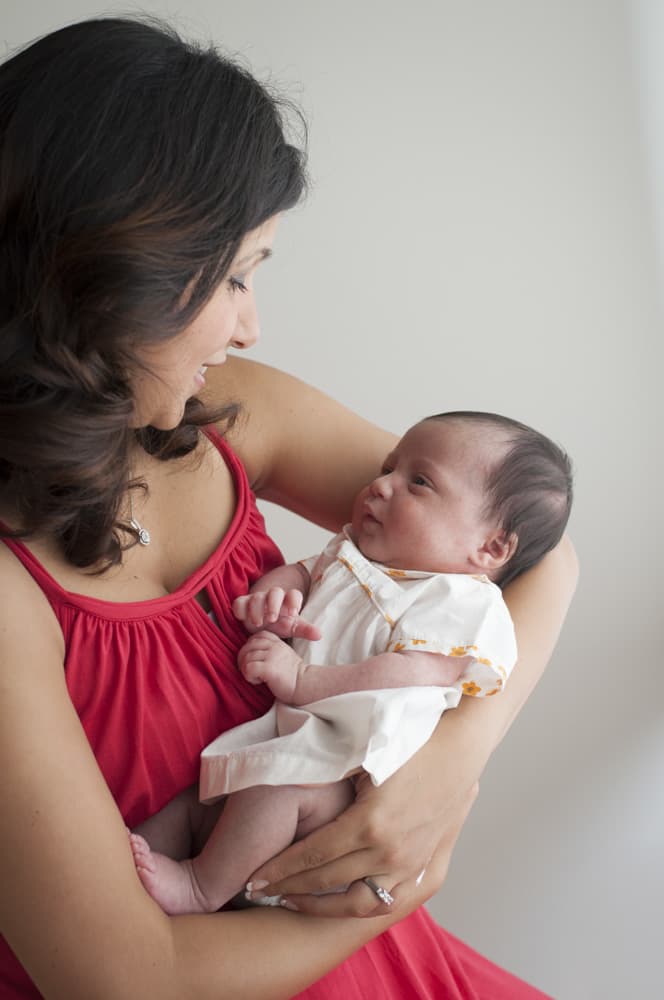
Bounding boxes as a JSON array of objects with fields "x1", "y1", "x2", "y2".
[
  {"x1": 131, "y1": 780, "x2": 353, "y2": 915},
  {"x1": 132, "y1": 784, "x2": 218, "y2": 860}
]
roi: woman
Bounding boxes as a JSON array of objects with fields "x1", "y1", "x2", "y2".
[{"x1": 0, "y1": 17, "x2": 577, "y2": 999}]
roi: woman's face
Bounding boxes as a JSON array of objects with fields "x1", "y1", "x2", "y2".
[{"x1": 132, "y1": 215, "x2": 280, "y2": 429}]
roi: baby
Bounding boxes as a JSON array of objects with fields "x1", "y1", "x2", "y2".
[{"x1": 130, "y1": 410, "x2": 572, "y2": 914}]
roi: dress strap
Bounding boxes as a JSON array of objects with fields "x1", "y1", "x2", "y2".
[{"x1": 0, "y1": 529, "x2": 70, "y2": 607}]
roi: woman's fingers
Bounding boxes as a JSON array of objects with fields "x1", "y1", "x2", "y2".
[
  {"x1": 247, "y1": 778, "x2": 479, "y2": 917},
  {"x1": 248, "y1": 848, "x2": 372, "y2": 901},
  {"x1": 280, "y1": 878, "x2": 397, "y2": 918},
  {"x1": 247, "y1": 793, "x2": 411, "y2": 898},
  {"x1": 248, "y1": 804, "x2": 369, "y2": 893},
  {"x1": 279, "y1": 783, "x2": 478, "y2": 918}
]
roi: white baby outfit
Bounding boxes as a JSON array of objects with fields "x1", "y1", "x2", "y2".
[{"x1": 200, "y1": 528, "x2": 517, "y2": 801}]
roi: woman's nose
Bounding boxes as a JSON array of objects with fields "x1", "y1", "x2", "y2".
[{"x1": 231, "y1": 292, "x2": 260, "y2": 349}]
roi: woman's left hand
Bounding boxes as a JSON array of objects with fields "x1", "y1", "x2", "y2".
[{"x1": 245, "y1": 733, "x2": 478, "y2": 918}]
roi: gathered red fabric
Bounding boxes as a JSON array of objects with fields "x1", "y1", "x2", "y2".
[{"x1": 0, "y1": 429, "x2": 550, "y2": 998}]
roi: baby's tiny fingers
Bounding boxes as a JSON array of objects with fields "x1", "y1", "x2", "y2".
[
  {"x1": 239, "y1": 651, "x2": 268, "y2": 685},
  {"x1": 282, "y1": 589, "x2": 304, "y2": 619},
  {"x1": 264, "y1": 587, "x2": 287, "y2": 623},
  {"x1": 288, "y1": 618, "x2": 322, "y2": 641},
  {"x1": 232, "y1": 595, "x2": 250, "y2": 621},
  {"x1": 247, "y1": 593, "x2": 271, "y2": 628}
]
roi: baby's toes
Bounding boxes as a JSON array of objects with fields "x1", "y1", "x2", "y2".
[{"x1": 128, "y1": 832, "x2": 156, "y2": 873}]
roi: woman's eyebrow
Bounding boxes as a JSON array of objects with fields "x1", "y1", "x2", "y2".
[{"x1": 234, "y1": 247, "x2": 273, "y2": 268}]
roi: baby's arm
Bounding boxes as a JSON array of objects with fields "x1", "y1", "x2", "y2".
[
  {"x1": 239, "y1": 630, "x2": 470, "y2": 704},
  {"x1": 232, "y1": 562, "x2": 321, "y2": 640}
]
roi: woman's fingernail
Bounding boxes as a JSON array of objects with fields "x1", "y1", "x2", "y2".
[
  {"x1": 280, "y1": 899, "x2": 299, "y2": 911},
  {"x1": 246, "y1": 880, "x2": 269, "y2": 892}
]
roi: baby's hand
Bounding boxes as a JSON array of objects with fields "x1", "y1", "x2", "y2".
[
  {"x1": 238, "y1": 630, "x2": 306, "y2": 703},
  {"x1": 232, "y1": 588, "x2": 321, "y2": 641}
]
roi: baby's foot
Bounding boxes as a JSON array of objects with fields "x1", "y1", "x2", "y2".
[{"x1": 129, "y1": 832, "x2": 214, "y2": 915}]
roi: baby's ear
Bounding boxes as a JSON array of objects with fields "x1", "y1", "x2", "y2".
[{"x1": 473, "y1": 531, "x2": 518, "y2": 573}]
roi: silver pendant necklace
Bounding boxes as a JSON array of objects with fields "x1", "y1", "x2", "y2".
[{"x1": 128, "y1": 489, "x2": 151, "y2": 546}]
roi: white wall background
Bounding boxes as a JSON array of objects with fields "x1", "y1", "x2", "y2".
[{"x1": 3, "y1": 3, "x2": 661, "y2": 998}]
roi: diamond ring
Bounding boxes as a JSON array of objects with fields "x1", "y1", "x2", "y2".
[{"x1": 362, "y1": 877, "x2": 394, "y2": 906}]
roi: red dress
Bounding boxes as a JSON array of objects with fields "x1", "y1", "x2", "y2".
[{"x1": 0, "y1": 430, "x2": 550, "y2": 999}]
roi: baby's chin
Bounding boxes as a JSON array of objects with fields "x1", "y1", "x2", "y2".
[
  {"x1": 350, "y1": 528, "x2": 404, "y2": 570},
  {"x1": 349, "y1": 526, "x2": 376, "y2": 560}
]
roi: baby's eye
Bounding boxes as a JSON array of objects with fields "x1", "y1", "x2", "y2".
[
  {"x1": 412, "y1": 475, "x2": 430, "y2": 487},
  {"x1": 229, "y1": 275, "x2": 248, "y2": 294}
]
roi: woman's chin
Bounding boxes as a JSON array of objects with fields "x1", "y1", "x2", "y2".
[{"x1": 136, "y1": 399, "x2": 189, "y2": 432}]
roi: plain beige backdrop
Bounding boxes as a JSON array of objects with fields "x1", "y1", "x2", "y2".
[{"x1": 3, "y1": 3, "x2": 661, "y2": 998}]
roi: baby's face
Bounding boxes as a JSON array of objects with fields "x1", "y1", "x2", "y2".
[{"x1": 351, "y1": 419, "x2": 497, "y2": 573}]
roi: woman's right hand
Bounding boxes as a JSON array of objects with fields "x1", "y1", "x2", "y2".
[{"x1": 245, "y1": 731, "x2": 480, "y2": 919}]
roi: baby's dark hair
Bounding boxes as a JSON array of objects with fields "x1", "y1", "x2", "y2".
[
  {"x1": 0, "y1": 16, "x2": 307, "y2": 569},
  {"x1": 427, "y1": 411, "x2": 573, "y2": 587}
]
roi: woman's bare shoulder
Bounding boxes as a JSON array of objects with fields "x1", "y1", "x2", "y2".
[
  {"x1": 0, "y1": 542, "x2": 65, "y2": 666},
  {"x1": 203, "y1": 356, "x2": 335, "y2": 482}
]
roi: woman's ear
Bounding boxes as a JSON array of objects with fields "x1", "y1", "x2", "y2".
[{"x1": 473, "y1": 531, "x2": 518, "y2": 573}]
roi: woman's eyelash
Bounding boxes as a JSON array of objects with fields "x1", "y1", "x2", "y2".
[{"x1": 229, "y1": 276, "x2": 248, "y2": 293}]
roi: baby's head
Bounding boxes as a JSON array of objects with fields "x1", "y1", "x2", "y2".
[{"x1": 351, "y1": 411, "x2": 572, "y2": 586}]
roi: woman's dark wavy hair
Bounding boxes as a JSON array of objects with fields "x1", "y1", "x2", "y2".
[
  {"x1": 0, "y1": 16, "x2": 307, "y2": 568},
  {"x1": 428, "y1": 411, "x2": 573, "y2": 588}
]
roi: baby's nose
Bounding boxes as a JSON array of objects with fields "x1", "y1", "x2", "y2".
[{"x1": 370, "y1": 474, "x2": 392, "y2": 499}]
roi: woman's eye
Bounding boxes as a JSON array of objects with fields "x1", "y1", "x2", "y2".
[{"x1": 229, "y1": 276, "x2": 248, "y2": 293}]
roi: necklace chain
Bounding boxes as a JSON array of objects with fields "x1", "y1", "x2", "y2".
[{"x1": 127, "y1": 487, "x2": 151, "y2": 546}]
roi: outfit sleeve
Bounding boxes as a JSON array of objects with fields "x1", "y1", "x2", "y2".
[
  {"x1": 297, "y1": 554, "x2": 319, "y2": 578},
  {"x1": 387, "y1": 575, "x2": 517, "y2": 697}
]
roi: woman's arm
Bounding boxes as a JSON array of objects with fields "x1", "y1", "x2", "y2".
[
  {"x1": 211, "y1": 356, "x2": 397, "y2": 527},
  {"x1": 209, "y1": 359, "x2": 579, "y2": 915},
  {"x1": 0, "y1": 549, "x2": 459, "y2": 1000}
]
